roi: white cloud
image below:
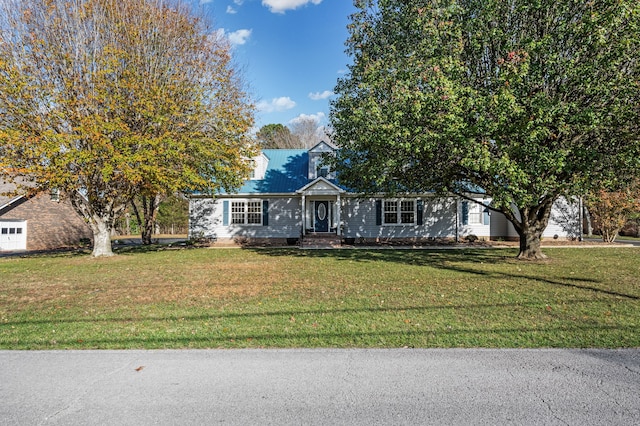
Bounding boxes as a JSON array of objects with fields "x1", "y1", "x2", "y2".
[
  {"x1": 289, "y1": 112, "x2": 326, "y2": 125},
  {"x1": 226, "y1": 29, "x2": 252, "y2": 46},
  {"x1": 257, "y1": 97, "x2": 297, "y2": 112},
  {"x1": 199, "y1": 0, "x2": 214, "y2": 4},
  {"x1": 226, "y1": 6, "x2": 237, "y2": 14},
  {"x1": 262, "y1": 0, "x2": 323, "y2": 14},
  {"x1": 308, "y1": 90, "x2": 333, "y2": 101}
]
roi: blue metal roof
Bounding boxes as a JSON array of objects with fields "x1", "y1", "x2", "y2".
[
  {"x1": 213, "y1": 147, "x2": 485, "y2": 196},
  {"x1": 228, "y1": 149, "x2": 310, "y2": 194}
]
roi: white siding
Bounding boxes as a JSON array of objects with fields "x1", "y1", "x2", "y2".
[
  {"x1": 342, "y1": 197, "x2": 458, "y2": 239},
  {"x1": 491, "y1": 197, "x2": 581, "y2": 240},
  {"x1": 189, "y1": 197, "x2": 302, "y2": 241},
  {"x1": 423, "y1": 198, "x2": 458, "y2": 238},
  {"x1": 459, "y1": 198, "x2": 492, "y2": 239},
  {"x1": 489, "y1": 209, "x2": 511, "y2": 239},
  {"x1": 545, "y1": 197, "x2": 581, "y2": 239}
]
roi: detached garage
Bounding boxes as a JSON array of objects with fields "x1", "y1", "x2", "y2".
[{"x1": 0, "y1": 220, "x2": 27, "y2": 251}]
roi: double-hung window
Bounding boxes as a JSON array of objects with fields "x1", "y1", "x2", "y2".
[
  {"x1": 468, "y1": 202, "x2": 483, "y2": 225},
  {"x1": 383, "y1": 200, "x2": 398, "y2": 224},
  {"x1": 383, "y1": 199, "x2": 416, "y2": 225},
  {"x1": 231, "y1": 200, "x2": 262, "y2": 225}
]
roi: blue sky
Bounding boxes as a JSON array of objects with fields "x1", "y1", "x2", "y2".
[{"x1": 197, "y1": 0, "x2": 356, "y2": 130}]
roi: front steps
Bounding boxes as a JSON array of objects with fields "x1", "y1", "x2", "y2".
[{"x1": 301, "y1": 233, "x2": 342, "y2": 249}]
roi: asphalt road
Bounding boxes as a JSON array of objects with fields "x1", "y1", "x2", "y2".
[{"x1": 1, "y1": 349, "x2": 638, "y2": 425}]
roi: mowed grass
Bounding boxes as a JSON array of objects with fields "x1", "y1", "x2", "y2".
[{"x1": 0, "y1": 247, "x2": 638, "y2": 349}]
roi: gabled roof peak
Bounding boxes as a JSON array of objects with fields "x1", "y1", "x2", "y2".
[
  {"x1": 296, "y1": 176, "x2": 345, "y2": 195},
  {"x1": 308, "y1": 140, "x2": 337, "y2": 152}
]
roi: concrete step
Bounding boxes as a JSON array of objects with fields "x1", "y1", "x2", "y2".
[{"x1": 301, "y1": 234, "x2": 342, "y2": 249}]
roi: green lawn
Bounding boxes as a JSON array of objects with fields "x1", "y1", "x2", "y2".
[{"x1": 1, "y1": 247, "x2": 638, "y2": 349}]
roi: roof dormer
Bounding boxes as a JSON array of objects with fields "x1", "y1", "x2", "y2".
[
  {"x1": 307, "y1": 141, "x2": 336, "y2": 180},
  {"x1": 249, "y1": 152, "x2": 269, "y2": 180}
]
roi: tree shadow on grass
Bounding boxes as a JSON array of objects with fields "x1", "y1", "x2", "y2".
[
  {"x1": 247, "y1": 247, "x2": 513, "y2": 267},
  {"x1": 0, "y1": 298, "x2": 590, "y2": 327},
  {"x1": 4, "y1": 296, "x2": 638, "y2": 349},
  {"x1": 429, "y1": 262, "x2": 640, "y2": 301},
  {"x1": 0, "y1": 241, "x2": 188, "y2": 259},
  {"x1": 245, "y1": 248, "x2": 640, "y2": 301},
  {"x1": 0, "y1": 247, "x2": 92, "y2": 259},
  {"x1": 6, "y1": 321, "x2": 638, "y2": 350}
]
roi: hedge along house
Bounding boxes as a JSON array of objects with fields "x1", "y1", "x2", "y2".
[
  {"x1": 188, "y1": 141, "x2": 581, "y2": 246},
  {"x1": 0, "y1": 179, "x2": 93, "y2": 252}
]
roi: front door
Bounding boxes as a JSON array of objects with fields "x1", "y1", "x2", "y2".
[{"x1": 314, "y1": 201, "x2": 329, "y2": 232}]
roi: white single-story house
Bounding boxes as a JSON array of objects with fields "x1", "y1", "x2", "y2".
[{"x1": 188, "y1": 141, "x2": 581, "y2": 246}]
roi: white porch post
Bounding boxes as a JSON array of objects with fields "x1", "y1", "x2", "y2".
[
  {"x1": 455, "y1": 197, "x2": 460, "y2": 243},
  {"x1": 301, "y1": 195, "x2": 306, "y2": 236},
  {"x1": 336, "y1": 194, "x2": 342, "y2": 236}
]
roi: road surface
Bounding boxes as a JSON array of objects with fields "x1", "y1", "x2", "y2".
[{"x1": 1, "y1": 348, "x2": 638, "y2": 425}]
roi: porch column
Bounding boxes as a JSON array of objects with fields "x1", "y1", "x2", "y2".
[
  {"x1": 301, "y1": 195, "x2": 306, "y2": 236},
  {"x1": 336, "y1": 193, "x2": 342, "y2": 236},
  {"x1": 455, "y1": 197, "x2": 460, "y2": 243}
]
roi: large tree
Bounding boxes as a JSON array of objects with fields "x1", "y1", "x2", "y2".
[
  {"x1": 330, "y1": 0, "x2": 640, "y2": 259},
  {"x1": 256, "y1": 124, "x2": 302, "y2": 149},
  {"x1": 0, "y1": 0, "x2": 254, "y2": 256},
  {"x1": 289, "y1": 116, "x2": 324, "y2": 148}
]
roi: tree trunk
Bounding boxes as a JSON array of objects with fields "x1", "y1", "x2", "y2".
[
  {"x1": 583, "y1": 205, "x2": 593, "y2": 237},
  {"x1": 132, "y1": 194, "x2": 162, "y2": 245},
  {"x1": 508, "y1": 200, "x2": 555, "y2": 260},
  {"x1": 517, "y1": 227, "x2": 547, "y2": 260},
  {"x1": 601, "y1": 228, "x2": 618, "y2": 243},
  {"x1": 141, "y1": 204, "x2": 154, "y2": 245},
  {"x1": 125, "y1": 212, "x2": 131, "y2": 236},
  {"x1": 90, "y1": 215, "x2": 114, "y2": 257},
  {"x1": 68, "y1": 192, "x2": 121, "y2": 257}
]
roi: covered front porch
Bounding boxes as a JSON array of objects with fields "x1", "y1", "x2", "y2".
[{"x1": 297, "y1": 177, "x2": 345, "y2": 236}]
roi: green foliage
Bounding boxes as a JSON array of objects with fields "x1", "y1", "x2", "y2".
[
  {"x1": 256, "y1": 123, "x2": 303, "y2": 149},
  {"x1": 330, "y1": 0, "x2": 640, "y2": 258},
  {"x1": 114, "y1": 194, "x2": 187, "y2": 236},
  {"x1": 157, "y1": 195, "x2": 189, "y2": 234},
  {"x1": 0, "y1": 0, "x2": 255, "y2": 256}
]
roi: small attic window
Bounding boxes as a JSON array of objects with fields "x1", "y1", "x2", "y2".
[
  {"x1": 318, "y1": 166, "x2": 329, "y2": 178},
  {"x1": 50, "y1": 188, "x2": 60, "y2": 202}
]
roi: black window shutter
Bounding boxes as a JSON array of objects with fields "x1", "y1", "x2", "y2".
[
  {"x1": 262, "y1": 200, "x2": 269, "y2": 226},
  {"x1": 375, "y1": 200, "x2": 382, "y2": 226},
  {"x1": 417, "y1": 199, "x2": 423, "y2": 225}
]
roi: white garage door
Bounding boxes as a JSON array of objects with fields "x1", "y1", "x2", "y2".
[{"x1": 0, "y1": 220, "x2": 27, "y2": 251}]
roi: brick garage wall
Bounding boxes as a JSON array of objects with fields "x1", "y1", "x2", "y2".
[{"x1": 1, "y1": 194, "x2": 92, "y2": 251}]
